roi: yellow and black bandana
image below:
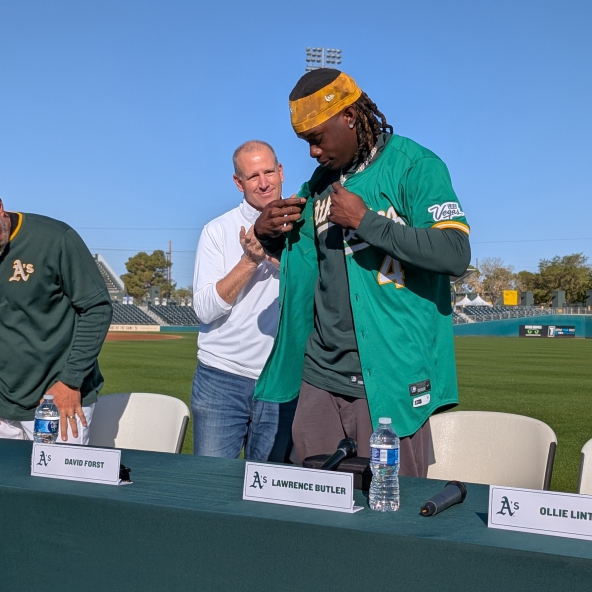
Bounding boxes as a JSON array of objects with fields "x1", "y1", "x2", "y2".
[{"x1": 289, "y1": 72, "x2": 362, "y2": 134}]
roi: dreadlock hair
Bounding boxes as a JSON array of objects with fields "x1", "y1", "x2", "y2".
[
  {"x1": 352, "y1": 92, "x2": 393, "y2": 165},
  {"x1": 289, "y1": 68, "x2": 393, "y2": 166}
]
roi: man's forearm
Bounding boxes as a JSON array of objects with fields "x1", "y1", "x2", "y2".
[
  {"x1": 59, "y1": 299, "x2": 113, "y2": 388},
  {"x1": 216, "y1": 255, "x2": 260, "y2": 305},
  {"x1": 356, "y1": 211, "x2": 471, "y2": 277}
]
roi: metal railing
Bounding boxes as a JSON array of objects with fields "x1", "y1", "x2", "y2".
[{"x1": 546, "y1": 307, "x2": 591, "y2": 315}]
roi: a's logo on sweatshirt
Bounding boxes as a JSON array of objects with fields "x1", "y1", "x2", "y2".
[{"x1": 9, "y1": 259, "x2": 35, "y2": 282}]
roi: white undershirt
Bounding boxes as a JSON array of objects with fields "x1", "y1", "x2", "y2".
[{"x1": 192, "y1": 199, "x2": 279, "y2": 379}]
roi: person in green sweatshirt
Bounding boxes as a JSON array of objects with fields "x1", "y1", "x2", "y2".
[
  {"x1": 0, "y1": 199, "x2": 112, "y2": 444},
  {"x1": 253, "y1": 69, "x2": 471, "y2": 477}
]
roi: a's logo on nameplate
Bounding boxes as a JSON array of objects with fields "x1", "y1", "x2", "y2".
[
  {"x1": 31, "y1": 443, "x2": 127, "y2": 486},
  {"x1": 496, "y1": 495, "x2": 519, "y2": 517},
  {"x1": 489, "y1": 486, "x2": 592, "y2": 541},
  {"x1": 243, "y1": 462, "x2": 363, "y2": 513}
]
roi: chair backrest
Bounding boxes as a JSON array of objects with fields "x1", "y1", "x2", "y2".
[
  {"x1": 577, "y1": 439, "x2": 592, "y2": 495},
  {"x1": 88, "y1": 393, "x2": 190, "y2": 453},
  {"x1": 427, "y1": 411, "x2": 557, "y2": 490}
]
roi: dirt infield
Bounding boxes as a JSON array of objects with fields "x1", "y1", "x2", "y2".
[{"x1": 106, "y1": 333, "x2": 183, "y2": 342}]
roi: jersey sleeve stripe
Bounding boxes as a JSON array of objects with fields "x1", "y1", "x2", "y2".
[
  {"x1": 431, "y1": 221, "x2": 470, "y2": 234},
  {"x1": 9, "y1": 213, "x2": 23, "y2": 241}
]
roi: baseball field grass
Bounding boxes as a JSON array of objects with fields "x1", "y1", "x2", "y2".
[{"x1": 98, "y1": 334, "x2": 592, "y2": 493}]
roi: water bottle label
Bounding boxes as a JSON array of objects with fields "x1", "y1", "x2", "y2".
[
  {"x1": 34, "y1": 419, "x2": 59, "y2": 434},
  {"x1": 371, "y1": 446, "x2": 399, "y2": 465}
]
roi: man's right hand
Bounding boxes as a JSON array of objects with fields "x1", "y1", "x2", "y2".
[
  {"x1": 254, "y1": 196, "x2": 306, "y2": 239},
  {"x1": 239, "y1": 225, "x2": 266, "y2": 266}
]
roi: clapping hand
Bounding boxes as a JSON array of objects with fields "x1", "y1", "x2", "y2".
[{"x1": 239, "y1": 225, "x2": 266, "y2": 266}]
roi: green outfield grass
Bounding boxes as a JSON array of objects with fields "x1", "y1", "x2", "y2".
[
  {"x1": 98, "y1": 334, "x2": 592, "y2": 492},
  {"x1": 98, "y1": 335, "x2": 198, "y2": 455},
  {"x1": 454, "y1": 337, "x2": 592, "y2": 493}
]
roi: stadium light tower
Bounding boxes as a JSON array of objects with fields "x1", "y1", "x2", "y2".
[{"x1": 305, "y1": 47, "x2": 342, "y2": 72}]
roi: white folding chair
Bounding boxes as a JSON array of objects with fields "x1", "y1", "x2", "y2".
[
  {"x1": 427, "y1": 411, "x2": 557, "y2": 490},
  {"x1": 577, "y1": 439, "x2": 592, "y2": 495},
  {"x1": 88, "y1": 393, "x2": 190, "y2": 453}
]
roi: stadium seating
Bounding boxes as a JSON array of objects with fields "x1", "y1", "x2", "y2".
[
  {"x1": 89, "y1": 393, "x2": 190, "y2": 453},
  {"x1": 464, "y1": 305, "x2": 552, "y2": 318},
  {"x1": 577, "y1": 439, "x2": 592, "y2": 495},
  {"x1": 96, "y1": 262, "x2": 119, "y2": 293},
  {"x1": 94, "y1": 254, "x2": 198, "y2": 326},
  {"x1": 111, "y1": 303, "x2": 156, "y2": 325},
  {"x1": 427, "y1": 411, "x2": 557, "y2": 490},
  {"x1": 452, "y1": 311, "x2": 468, "y2": 324},
  {"x1": 453, "y1": 305, "x2": 553, "y2": 324},
  {"x1": 94, "y1": 254, "x2": 125, "y2": 300},
  {"x1": 149, "y1": 303, "x2": 199, "y2": 326}
]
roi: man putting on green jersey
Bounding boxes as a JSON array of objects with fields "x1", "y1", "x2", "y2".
[{"x1": 254, "y1": 69, "x2": 470, "y2": 476}]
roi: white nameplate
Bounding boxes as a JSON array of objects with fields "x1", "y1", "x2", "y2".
[
  {"x1": 243, "y1": 462, "x2": 363, "y2": 513},
  {"x1": 489, "y1": 485, "x2": 592, "y2": 541},
  {"x1": 31, "y1": 443, "x2": 127, "y2": 486}
]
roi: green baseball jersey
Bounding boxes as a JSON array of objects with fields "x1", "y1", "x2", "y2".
[
  {"x1": 0, "y1": 213, "x2": 112, "y2": 421},
  {"x1": 254, "y1": 134, "x2": 469, "y2": 437}
]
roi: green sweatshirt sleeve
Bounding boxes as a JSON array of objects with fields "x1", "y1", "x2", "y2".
[
  {"x1": 57, "y1": 229, "x2": 113, "y2": 388},
  {"x1": 355, "y1": 210, "x2": 471, "y2": 277}
]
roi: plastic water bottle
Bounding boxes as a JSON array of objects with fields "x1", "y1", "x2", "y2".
[
  {"x1": 34, "y1": 395, "x2": 60, "y2": 444},
  {"x1": 369, "y1": 417, "x2": 400, "y2": 511}
]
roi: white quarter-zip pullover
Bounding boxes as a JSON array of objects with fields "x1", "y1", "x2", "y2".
[{"x1": 193, "y1": 199, "x2": 279, "y2": 379}]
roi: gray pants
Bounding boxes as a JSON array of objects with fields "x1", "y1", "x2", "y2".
[{"x1": 292, "y1": 381, "x2": 431, "y2": 477}]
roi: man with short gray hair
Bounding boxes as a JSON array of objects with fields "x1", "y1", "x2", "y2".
[{"x1": 192, "y1": 140, "x2": 291, "y2": 461}]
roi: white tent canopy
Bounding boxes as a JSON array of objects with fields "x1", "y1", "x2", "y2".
[
  {"x1": 456, "y1": 296, "x2": 473, "y2": 306},
  {"x1": 456, "y1": 295, "x2": 492, "y2": 307},
  {"x1": 469, "y1": 295, "x2": 492, "y2": 306}
]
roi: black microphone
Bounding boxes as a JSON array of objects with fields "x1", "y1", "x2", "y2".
[
  {"x1": 320, "y1": 438, "x2": 358, "y2": 471},
  {"x1": 420, "y1": 480, "x2": 467, "y2": 516}
]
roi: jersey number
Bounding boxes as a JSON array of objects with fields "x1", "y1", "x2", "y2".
[{"x1": 377, "y1": 256, "x2": 405, "y2": 288}]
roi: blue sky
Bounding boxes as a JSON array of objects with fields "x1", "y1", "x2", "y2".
[{"x1": 1, "y1": 0, "x2": 590, "y2": 288}]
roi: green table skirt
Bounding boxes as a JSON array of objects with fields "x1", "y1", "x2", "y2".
[{"x1": 1, "y1": 439, "x2": 591, "y2": 591}]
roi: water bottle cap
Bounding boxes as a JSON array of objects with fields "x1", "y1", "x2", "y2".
[
  {"x1": 379, "y1": 417, "x2": 392, "y2": 424},
  {"x1": 44, "y1": 395, "x2": 54, "y2": 400}
]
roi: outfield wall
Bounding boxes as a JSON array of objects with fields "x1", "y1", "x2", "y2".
[
  {"x1": 108, "y1": 325, "x2": 198, "y2": 333},
  {"x1": 453, "y1": 315, "x2": 592, "y2": 338},
  {"x1": 109, "y1": 324, "x2": 161, "y2": 332}
]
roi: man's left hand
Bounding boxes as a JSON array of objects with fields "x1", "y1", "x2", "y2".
[
  {"x1": 43, "y1": 381, "x2": 86, "y2": 441},
  {"x1": 327, "y1": 182, "x2": 368, "y2": 230},
  {"x1": 239, "y1": 225, "x2": 266, "y2": 266}
]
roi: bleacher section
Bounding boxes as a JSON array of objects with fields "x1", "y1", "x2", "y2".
[
  {"x1": 94, "y1": 253, "x2": 199, "y2": 328},
  {"x1": 149, "y1": 304, "x2": 199, "y2": 326},
  {"x1": 452, "y1": 311, "x2": 466, "y2": 324},
  {"x1": 112, "y1": 303, "x2": 157, "y2": 325},
  {"x1": 94, "y1": 254, "x2": 125, "y2": 300},
  {"x1": 453, "y1": 305, "x2": 553, "y2": 324}
]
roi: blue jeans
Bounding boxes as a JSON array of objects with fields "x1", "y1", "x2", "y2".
[{"x1": 191, "y1": 363, "x2": 282, "y2": 461}]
